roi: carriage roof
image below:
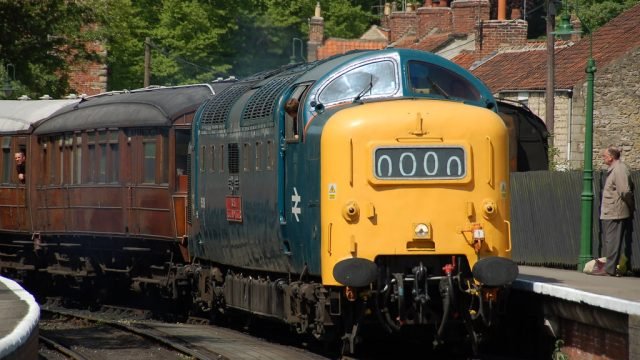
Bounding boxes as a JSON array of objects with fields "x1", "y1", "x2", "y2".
[
  {"x1": 34, "y1": 85, "x2": 216, "y2": 135},
  {"x1": 0, "y1": 100, "x2": 81, "y2": 134}
]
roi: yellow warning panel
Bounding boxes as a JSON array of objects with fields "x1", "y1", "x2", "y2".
[{"x1": 328, "y1": 183, "x2": 337, "y2": 200}]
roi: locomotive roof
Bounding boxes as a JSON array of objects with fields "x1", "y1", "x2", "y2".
[
  {"x1": 0, "y1": 99, "x2": 81, "y2": 134},
  {"x1": 34, "y1": 84, "x2": 215, "y2": 135}
]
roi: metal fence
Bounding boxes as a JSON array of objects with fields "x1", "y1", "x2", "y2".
[{"x1": 511, "y1": 170, "x2": 640, "y2": 272}]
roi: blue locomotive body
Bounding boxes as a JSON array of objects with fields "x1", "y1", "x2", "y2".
[
  {"x1": 189, "y1": 49, "x2": 498, "y2": 276},
  {"x1": 187, "y1": 49, "x2": 521, "y2": 355}
]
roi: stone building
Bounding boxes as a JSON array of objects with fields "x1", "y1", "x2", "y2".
[
  {"x1": 306, "y1": 2, "x2": 640, "y2": 170},
  {"x1": 467, "y1": 4, "x2": 640, "y2": 170}
]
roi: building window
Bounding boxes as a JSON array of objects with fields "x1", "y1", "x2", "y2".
[{"x1": 518, "y1": 92, "x2": 529, "y2": 107}]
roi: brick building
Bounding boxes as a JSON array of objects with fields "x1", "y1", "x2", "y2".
[
  {"x1": 66, "y1": 24, "x2": 108, "y2": 97},
  {"x1": 306, "y1": 2, "x2": 640, "y2": 170}
]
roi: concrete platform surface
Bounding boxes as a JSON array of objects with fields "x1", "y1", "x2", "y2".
[{"x1": 515, "y1": 265, "x2": 640, "y2": 315}]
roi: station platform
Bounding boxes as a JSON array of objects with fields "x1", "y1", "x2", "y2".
[
  {"x1": 514, "y1": 265, "x2": 640, "y2": 360},
  {"x1": 0, "y1": 276, "x2": 39, "y2": 360},
  {"x1": 516, "y1": 265, "x2": 640, "y2": 315}
]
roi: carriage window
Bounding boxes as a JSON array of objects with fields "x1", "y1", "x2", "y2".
[
  {"x1": 1, "y1": 137, "x2": 10, "y2": 184},
  {"x1": 50, "y1": 137, "x2": 59, "y2": 185},
  {"x1": 87, "y1": 132, "x2": 96, "y2": 183},
  {"x1": 175, "y1": 130, "x2": 189, "y2": 178},
  {"x1": 143, "y1": 140, "x2": 156, "y2": 183},
  {"x1": 161, "y1": 129, "x2": 168, "y2": 184},
  {"x1": 41, "y1": 142, "x2": 48, "y2": 186},
  {"x1": 109, "y1": 131, "x2": 119, "y2": 183},
  {"x1": 318, "y1": 60, "x2": 397, "y2": 104},
  {"x1": 98, "y1": 130, "x2": 107, "y2": 183},
  {"x1": 407, "y1": 60, "x2": 481, "y2": 101},
  {"x1": 62, "y1": 135, "x2": 73, "y2": 185},
  {"x1": 74, "y1": 134, "x2": 82, "y2": 184}
]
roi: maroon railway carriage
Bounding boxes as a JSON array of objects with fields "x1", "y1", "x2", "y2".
[
  {"x1": 0, "y1": 99, "x2": 81, "y2": 283},
  {"x1": 1, "y1": 84, "x2": 234, "y2": 302}
]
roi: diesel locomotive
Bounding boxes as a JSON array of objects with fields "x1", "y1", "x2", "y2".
[
  {"x1": 187, "y1": 48, "x2": 525, "y2": 354},
  {"x1": 0, "y1": 49, "x2": 548, "y2": 355}
]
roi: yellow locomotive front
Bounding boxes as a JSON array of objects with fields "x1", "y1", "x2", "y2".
[{"x1": 320, "y1": 98, "x2": 517, "y2": 350}]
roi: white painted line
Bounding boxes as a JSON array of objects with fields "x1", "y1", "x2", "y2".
[
  {"x1": 514, "y1": 279, "x2": 640, "y2": 316},
  {"x1": 0, "y1": 276, "x2": 40, "y2": 358}
]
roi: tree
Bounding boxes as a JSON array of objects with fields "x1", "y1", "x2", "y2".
[
  {"x1": 575, "y1": 0, "x2": 639, "y2": 31},
  {"x1": 0, "y1": 0, "x2": 96, "y2": 98}
]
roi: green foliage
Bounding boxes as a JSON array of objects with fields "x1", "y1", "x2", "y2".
[
  {"x1": 0, "y1": 0, "x2": 95, "y2": 98},
  {"x1": 323, "y1": 0, "x2": 376, "y2": 39},
  {"x1": 5, "y1": 0, "x2": 635, "y2": 95},
  {"x1": 548, "y1": 144, "x2": 562, "y2": 170},
  {"x1": 574, "y1": 0, "x2": 640, "y2": 31}
]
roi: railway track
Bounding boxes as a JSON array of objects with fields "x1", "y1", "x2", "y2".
[
  {"x1": 39, "y1": 301, "x2": 227, "y2": 360},
  {"x1": 38, "y1": 298, "x2": 331, "y2": 360}
]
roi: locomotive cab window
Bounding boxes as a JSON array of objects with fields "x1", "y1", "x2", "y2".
[
  {"x1": 318, "y1": 60, "x2": 397, "y2": 105},
  {"x1": 407, "y1": 61, "x2": 480, "y2": 102},
  {"x1": 284, "y1": 84, "x2": 310, "y2": 143}
]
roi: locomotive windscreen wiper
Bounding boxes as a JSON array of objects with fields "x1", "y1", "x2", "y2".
[
  {"x1": 353, "y1": 74, "x2": 374, "y2": 103},
  {"x1": 429, "y1": 77, "x2": 451, "y2": 100}
]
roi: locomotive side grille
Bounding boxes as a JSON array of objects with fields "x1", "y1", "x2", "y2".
[
  {"x1": 241, "y1": 74, "x2": 298, "y2": 126},
  {"x1": 200, "y1": 83, "x2": 253, "y2": 127},
  {"x1": 228, "y1": 143, "x2": 239, "y2": 174}
]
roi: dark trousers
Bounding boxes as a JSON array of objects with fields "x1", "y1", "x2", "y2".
[{"x1": 602, "y1": 218, "x2": 632, "y2": 275}]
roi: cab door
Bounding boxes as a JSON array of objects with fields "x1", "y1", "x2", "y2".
[{"x1": 280, "y1": 84, "x2": 313, "y2": 267}]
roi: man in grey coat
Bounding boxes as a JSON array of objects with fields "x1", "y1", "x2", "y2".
[{"x1": 594, "y1": 146, "x2": 635, "y2": 276}]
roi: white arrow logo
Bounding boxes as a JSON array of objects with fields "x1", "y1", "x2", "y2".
[{"x1": 292, "y1": 187, "x2": 301, "y2": 222}]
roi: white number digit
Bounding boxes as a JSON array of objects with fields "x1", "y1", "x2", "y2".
[
  {"x1": 447, "y1": 156, "x2": 463, "y2": 176},
  {"x1": 377, "y1": 155, "x2": 393, "y2": 177},
  {"x1": 423, "y1": 151, "x2": 438, "y2": 176},
  {"x1": 399, "y1": 152, "x2": 416, "y2": 176}
]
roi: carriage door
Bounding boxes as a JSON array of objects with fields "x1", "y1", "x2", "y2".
[{"x1": 172, "y1": 129, "x2": 190, "y2": 259}]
